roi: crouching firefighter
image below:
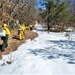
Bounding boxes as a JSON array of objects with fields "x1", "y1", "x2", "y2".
[{"x1": 1, "y1": 24, "x2": 10, "y2": 52}]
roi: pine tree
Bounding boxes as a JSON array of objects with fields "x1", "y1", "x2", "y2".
[{"x1": 41, "y1": 0, "x2": 70, "y2": 30}]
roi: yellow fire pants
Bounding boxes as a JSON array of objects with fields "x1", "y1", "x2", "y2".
[{"x1": 19, "y1": 30, "x2": 24, "y2": 40}]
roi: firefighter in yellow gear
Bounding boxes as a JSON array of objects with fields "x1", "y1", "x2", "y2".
[
  {"x1": 21, "y1": 24, "x2": 26, "y2": 34},
  {"x1": 18, "y1": 24, "x2": 26, "y2": 40},
  {"x1": 1, "y1": 24, "x2": 10, "y2": 52}
]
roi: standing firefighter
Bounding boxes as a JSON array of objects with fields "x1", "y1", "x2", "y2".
[
  {"x1": 18, "y1": 24, "x2": 26, "y2": 40},
  {"x1": 1, "y1": 24, "x2": 10, "y2": 52},
  {"x1": 21, "y1": 24, "x2": 26, "y2": 34}
]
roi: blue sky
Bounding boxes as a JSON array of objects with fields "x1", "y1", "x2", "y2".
[{"x1": 36, "y1": 0, "x2": 46, "y2": 10}]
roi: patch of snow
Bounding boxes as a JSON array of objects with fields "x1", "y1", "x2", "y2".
[{"x1": 0, "y1": 23, "x2": 75, "y2": 75}]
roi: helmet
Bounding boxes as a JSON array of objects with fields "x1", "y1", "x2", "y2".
[{"x1": 3, "y1": 24, "x2": 7, "y2": 27}]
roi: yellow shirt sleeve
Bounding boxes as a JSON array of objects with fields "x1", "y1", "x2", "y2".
[{"x1": 6, "y1": 28, "x2": 10, "y2": 35}]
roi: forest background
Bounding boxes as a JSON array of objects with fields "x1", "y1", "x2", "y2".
[{"x1": 0, "y1": 0, "x2": 75, "y2": 31}]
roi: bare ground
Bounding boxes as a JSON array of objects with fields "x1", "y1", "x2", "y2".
[{"x1": 0, "y1": 30, "x2": 38, "y2": 59}]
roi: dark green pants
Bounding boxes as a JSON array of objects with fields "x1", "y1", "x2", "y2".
[
  {"x1": 30, "y1": 27, "x2": 32, "y2": 30},
  {"x1": 1, "y1": 35, "x2": 8, "y2": 51}
]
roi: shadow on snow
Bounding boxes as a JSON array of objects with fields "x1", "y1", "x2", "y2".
[{"x1": 29, "y1": 40, "x2": 75, "y2": 64}]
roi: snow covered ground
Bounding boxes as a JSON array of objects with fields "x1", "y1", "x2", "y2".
[{"x1": 0, "y1": 23, "x2": 75, "y2": 75}]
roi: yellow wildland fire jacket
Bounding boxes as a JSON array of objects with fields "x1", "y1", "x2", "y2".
[{"x1": 1, "y1": 27, "x2": 10, "y2": 35}]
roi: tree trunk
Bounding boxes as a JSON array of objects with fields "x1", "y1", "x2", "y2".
[{"x1": 47, "y1": 22, "x2": 50, "y2": 30}]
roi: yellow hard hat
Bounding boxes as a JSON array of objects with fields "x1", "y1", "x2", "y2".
[{"x1": 3, "y1": 24, "x2": 7, "y2": 27}]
